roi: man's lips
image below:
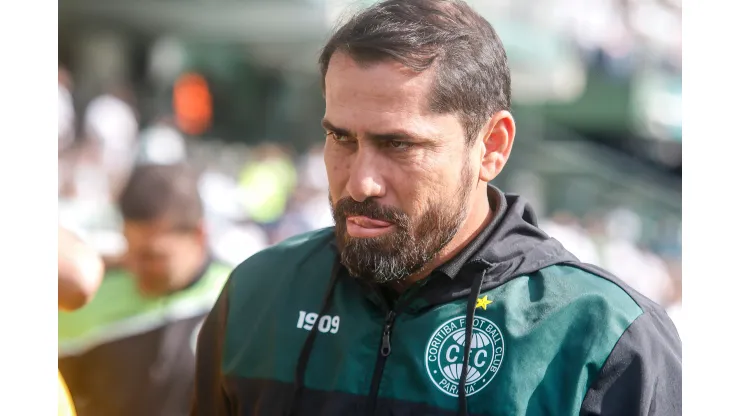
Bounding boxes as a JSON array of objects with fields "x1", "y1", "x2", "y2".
[
  {"x1": 346, "y1": 216, "x2": 395, "y2": 238},
  {"x1": 347, "y1": 216, "x2": 393, "y2": 228}
]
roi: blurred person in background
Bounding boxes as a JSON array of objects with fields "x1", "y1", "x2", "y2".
[
  {"x1": 294, "y1": 144, "x2": 335, "y2": 229},
  {"x1": 63, "y1": 84, "x2": 138, "y2": 204},
  {"x1": 58, "y1": 163, "x2": 230, "y2": 416},
  {"x1": 58, "y1": 226, "x2": 105, "y2": 416},
  {"x1": 64, "y1": 135, "x2": 111, "y2": 202},
  {"x1": 59, "y1": 66, "x2": 79, "y2": 198},
  {"x1": 198, "y1": 169, "x2": 270, "y2": 267},
  {"x1": 58, "y1": 66, "x2": 76, "y2": 154},
  {"x1": 237, "y1": 143, "x2": 297, "y2": 235},
  {"x1": 137, "y1": 116, "x2": 188, "y2": 165},
  {"x1": 83, "y1": 84, "x2": 140, "y2": 200},
  {"x1": 272, "y1": 145, "x2": 334, "y2": 243},
  {"x1": 270, "y1": 188, "x2": 332, "y2": 244},
  {"x1": 191, "y1": 1, "x2": 680, "y2": 415}
]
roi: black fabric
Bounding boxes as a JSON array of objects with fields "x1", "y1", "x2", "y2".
[
  {"x1": 579, "y1": 309, "x2": 682, "y2": 416},
  {"x1": 561, "y1": 263, "x2": 682, "y2": 416},
  {"x1": 222, "y1": 376, "x2": 486, "y2": 416},
  {"x1": 60, "y1": 313, "x2": 205, "y2": 416}
]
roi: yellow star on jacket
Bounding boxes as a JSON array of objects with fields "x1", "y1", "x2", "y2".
[{"x1": 475, "y1": 295, "x2": 493, "y2": 310}]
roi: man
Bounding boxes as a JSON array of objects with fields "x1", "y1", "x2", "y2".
[
  {"x1": 191, "y1": 1, "x2": 681, "y2": 415},
  {"x1": 59, "y1": 163, "x2": 230, "y2": 416},
  {"x1": 58, "y1": 227, "x2": 105, "y2": 416}
]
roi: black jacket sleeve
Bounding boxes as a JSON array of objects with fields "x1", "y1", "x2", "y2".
[
  {"x1": 190, "y1": 277, "x2": 233, "y2": 416},
  {"x1": 580, "y1": 308, "x2": 682, "y2": 416}
]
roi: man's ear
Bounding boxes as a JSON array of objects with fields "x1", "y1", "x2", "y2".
[{"x1": 478, "y1": 111, "x2": 516, "y2": 182}]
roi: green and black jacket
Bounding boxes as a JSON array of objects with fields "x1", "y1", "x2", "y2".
[
  {"x1": 59, "y1": 259, "x2": 230, "y2": 416},
  {"x1": 191, "y1": 186, "x2": 681, "y2": 416}
]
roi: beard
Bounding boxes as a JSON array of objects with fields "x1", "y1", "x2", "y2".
[{"x1": 331, "y1": 164, "x2": 474, "y2": 284}]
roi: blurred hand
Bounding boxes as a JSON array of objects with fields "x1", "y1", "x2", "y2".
[{"x1": 59, "y1": 227, "x2": 104, "y2": 311}]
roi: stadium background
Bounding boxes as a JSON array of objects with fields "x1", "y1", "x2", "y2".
[{"x1": 58, "y1": 0, "x2": 682, "y2": 333}]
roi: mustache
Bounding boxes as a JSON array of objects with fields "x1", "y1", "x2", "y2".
[{"x1": 332, "y1": 196, "x2": 410, "y2": 228}]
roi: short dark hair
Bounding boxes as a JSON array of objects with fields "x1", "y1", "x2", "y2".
[
  {"x1": 118, "y1": 163, "x2": 203, "y2": 230},
  {"x1": 319, "y1": 0, "x2": 511, "y2": 145}
]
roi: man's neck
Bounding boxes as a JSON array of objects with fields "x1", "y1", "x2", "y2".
[{"x1": 392, "y1": 185, "x2": 493, "y2": 292}]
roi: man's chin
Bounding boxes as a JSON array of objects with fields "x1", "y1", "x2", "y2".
[
  {"x1": 339, "y1": 230, "x2": 397, "y2": 252},
  {"x1": 339, "y1": 247, "x2": 420, "y2": 284}
]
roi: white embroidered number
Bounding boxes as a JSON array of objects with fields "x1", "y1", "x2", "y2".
[
  {"x1": 297, "y1": 311, "x2": 340, "y2": 334},
  {"x1": 318, "y1": 315, "x2": 332, "y2": 332}
]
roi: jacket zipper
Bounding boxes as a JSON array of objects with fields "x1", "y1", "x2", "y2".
[
  {"x1": 367, "y1": 309, "x2": 397, "y2": 416},
  {"x1": 365, "y1": 277, "x2": 433, "y2": 416}
]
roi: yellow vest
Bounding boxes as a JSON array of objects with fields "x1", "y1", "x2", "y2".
[{"x1": 58, "y1": 371, "x2": 76, "y2": 416}]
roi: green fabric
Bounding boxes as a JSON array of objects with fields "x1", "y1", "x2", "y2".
[
  {"x1": 222, "y1": 228, "x2": 643, "y2": 414},
  {"x1": 58, "y1": 262, "x2": 230, "y2": 356}
]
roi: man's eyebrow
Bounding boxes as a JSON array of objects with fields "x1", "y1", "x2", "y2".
[
  {"x1": 366, "y1": 131, "x2": 428, "y2": 143},
  {"x1": 322, "y1": 118, "x2": 431, "y2": 143},
  {"x1": 321, "y1": 119, "x2": 352, "y2": 137}
]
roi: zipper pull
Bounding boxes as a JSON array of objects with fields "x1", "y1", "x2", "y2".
[{"x1": 380, "y1": 311, "x2": 396, "y2": 357}]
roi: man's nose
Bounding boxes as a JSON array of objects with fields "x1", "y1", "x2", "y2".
[{"x1": 345, "y1": 147, "x2": 385, "y2": 203}]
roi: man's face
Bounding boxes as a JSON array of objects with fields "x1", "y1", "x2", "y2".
[
  {"x1": 323, "y1": 53, "x2": 477, "y2": 283},
  {"x1": 122, "y1": 219, "x2": 204, "y2": 296}
]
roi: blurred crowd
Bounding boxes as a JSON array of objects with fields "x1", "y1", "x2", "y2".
[{"x1": 530, "y1": 0, "x2": 682, "y2": 76}]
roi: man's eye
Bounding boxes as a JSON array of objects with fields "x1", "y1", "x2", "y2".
[
  {"x1": 327, "y1": 132, "x2": 350, "y2": 142},
  {"x1": 389, "y1": 140, "x2": 412, "y2": 150}
]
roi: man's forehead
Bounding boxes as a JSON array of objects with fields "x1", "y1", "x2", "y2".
[
  {"x1": 324, "y1": 52, "x2": 435, "y2": 115},
  {"x1": 324, "y1": 53, "x2": 465, "y2": 141},
  {"x1": 123, "y1": 219, "x2": 174, "y2": 237}
]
